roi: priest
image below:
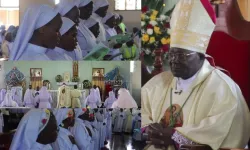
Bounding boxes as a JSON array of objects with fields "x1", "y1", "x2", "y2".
[{"x1": 141, "y1": 0, "x2": 250, "y2": 150}]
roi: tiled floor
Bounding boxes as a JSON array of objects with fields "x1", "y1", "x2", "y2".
[{"x1": 106, "y1": 133, "x2": 146, "y2": 150}]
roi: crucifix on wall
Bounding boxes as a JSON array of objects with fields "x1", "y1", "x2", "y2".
[{"x1": 73, "y1": 61, "x2": 79, "y2": 77}]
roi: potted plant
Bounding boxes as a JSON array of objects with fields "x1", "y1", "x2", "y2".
[
  {"x1": 72, "y1": 76, "x2": 80, "y2": 82},
  {"x1": 82, "y1": 80, "x2": 92, "y2": 89}
]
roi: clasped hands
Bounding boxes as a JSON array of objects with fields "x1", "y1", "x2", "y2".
[{"x1": 146, "y1": 123, "x2": 175, "y2": 149}]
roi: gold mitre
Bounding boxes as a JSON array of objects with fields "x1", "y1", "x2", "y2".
[{"x1": 170, "y1": 0, "x2": 216, "y2": 54}]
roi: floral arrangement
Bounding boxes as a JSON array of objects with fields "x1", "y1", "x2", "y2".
[
  {"x1": 82, "y1": 80, "x2": 92, "y2": 89},
  {"x1": 72, "y1": 76, "x2": 80, "y2": 82},
  {"x1": 55, "y1": 75, "x2": 63, "y2": 82},
  {"x1": 141, "y1": 0, "x2": 174, "y2": 65}
]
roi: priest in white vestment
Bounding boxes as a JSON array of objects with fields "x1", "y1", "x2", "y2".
[
  {"x1": 141, "y1": 0, "x2": 250, "y2": 150},
  {"x1": 57, "y1": 84, "x2": 71, "y2": 108},
  {"x1": 112, "y1": 88, "x2": 138, "y2": 108},
  {"x1": 70, "y1": 85, "x2": 82, "y2": 108}
]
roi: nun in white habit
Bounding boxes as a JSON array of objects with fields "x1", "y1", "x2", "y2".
[
  {"x1": 104, "y1": 91, "x2": 116, "y2": 108},
  {"x1": 85, "y1": 88, "x2": 99, "y2": 108},
  {"x1": 111, "y1": 88, "x2": 138, "y2": 109},
  {"x1": 91, "y1": 0, "x2": 109, "y2": 42},
  {"x1": 0, "y1": 92, "x2": 18, "y2": 107},
  {"x1": 9, "y1": 5, "x2": 62, "y2": 61},
  {"x1": 70, "y1": 108, "x2": 92, "y2": 150},
  {"x1": 55, "y1": 0, "x2": 83, "y2": 60},
  {"x1": 10, "y1": 109, "x2": 57, "y2": 150},
  {"x1": 35, "y1": 86, "x2": 53, "y2": 109},
  {"x1": 46, "y1": 17, "x2": 74, "y2": 61},
  {"x1": 23, "y1": 88, "x2": 36, "y2": 108},
  {"x1": 52, "y1": 109, "x2": 79, "y2": 150},
  {"x1": 102, "y1": 12, "x2": 121, "y2": 60},
  {"x1": 77, "y1": 0, "x2": 98, "y2": 57}
]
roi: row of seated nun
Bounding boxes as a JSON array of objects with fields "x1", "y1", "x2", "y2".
[
  {"x1": 8, "y1": 108, "x2": 115, "y2": 150},
  {"x1": 8, "y1": 0, "x2": 132, "y2": 61}
]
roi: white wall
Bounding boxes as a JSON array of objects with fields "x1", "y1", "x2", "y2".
[{"x1": 19, "y1": 0, "x2": 55, "y2": 21}]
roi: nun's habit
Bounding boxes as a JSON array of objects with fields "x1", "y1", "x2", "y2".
[
  {"x1": 91, "y1": 0, "x2": 109, "y2": 42},
  {"x1": 104, "y1": 91, "x2": 116, "y2": 108},
  {"x1": 111, "y1": 88, "x2": 138, "y2": 108},
  {"x1": 0, "y1": 111, "x2": 3, "y2": 133},
  {"x1": 11, "y1": 88, "x2": 22, "y2": 106},
  {"x1": 55, "y1": 0, "x2": 83, "y2": 60},
  {"x1": 35, "y1": 86, "x2": 53, "y2": 109},
  {"x1": 0, "y1": 92, "x2": 18, "y2": 107},
  {"x1": 78, "y1": 14, "x2": 98, "y2": 57},
  {"x1": 52, "y1": 109, "x2": 79, "y2": 150},
  {"x1": 0, "y1": 89, "x2": 6, "y2": 104},
  {"x1": 46, "y1": 17, "x2": 74, "y2": 61},
  {"x1": 85, "y1": 88, "x2": 99, "y2": 108},
  {"x1": 70, "y1": 109, "x2": 92, "y2": 150},
  {"x1": 102, "y1": 12, "x2": 121, "y2": 60},
  {"x1": 23, "y1": 89, "x2": 36, "y2": 108},
  {"x1": 10, "y1": 109, "x2": 53, "y2": 150},
  {"x1": 9, "y1": 5, "x2": 58, "y2": 61}
]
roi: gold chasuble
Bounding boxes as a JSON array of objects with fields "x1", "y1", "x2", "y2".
[{"x1": 142, "y1": 60, "x2": 250, "y2": 150}]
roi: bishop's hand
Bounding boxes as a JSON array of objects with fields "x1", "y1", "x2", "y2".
[{"x1": 146, "y1": 123, "x2": 174, "y2": 149}]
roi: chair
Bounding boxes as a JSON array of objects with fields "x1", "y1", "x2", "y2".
[{"x1": 206, "y1": 31, "x2": 250, "y2": 108}]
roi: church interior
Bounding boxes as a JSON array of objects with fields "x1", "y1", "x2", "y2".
[{"x1": 0, "y1": 61, "x2": 141, "y2": 108}]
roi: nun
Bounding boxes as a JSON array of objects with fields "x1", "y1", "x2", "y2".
[
  {"x1": 10, "y1": 109, "x2": 58, "y2": 150},
  {"x1": 82, "y1": 109, "x2": 98, "y2": 150},
  {"x1": 111, "y1": 88, "x2": 138, "y2": 108},
  {"x1": 84, "y1": 17, "x2": 100, "y2": 39},
  {"x1": 0, "y1": 89, "x2": 6, "y2": 104},
  {"x1": 23, "y1": 85, "x2": 36, "y2": 108},
  {"x1": 113, "y1": 108, "x2": 126, "y2": 133},
  {"x1": 102, "y1": 12, "x2": 122, "y2": 60},
  {"x1": 77, "y1": 0, "x2": 98, "y2": 57},
  {"x1": 35, "y1": 86, "x2": 53, "y2": 109},
  {"x1": 70, "y1": 108, "x2": 92, "y2": 150},
  {"x1": 11, "y1": 88, "x2": 22, "y2": 107},
  {"x1": 91, "y1": 0, "x2": 109, "y2": 42},
  {"x1": 85, "y1": 88, "x2": 99, "y2": 108},
  {"x1": 123, "y1": 108, "x2": 133, "y2": 133},
  {"x1": 46, "y1": 17, "x2": 76, "y2": 60},
  {"x1": 9, "y1": 5, "x2": 62, "y2": 61},
  {"x1": 52, "y1": 109, "x2": 79, "y2": 150},
  {"x1": 0, "y1": 92, "x2": 18, "y2": 107},
  {"x1": 104, "y1": 91, "x2": 116, "y2": 109},
  {"x1": 106, "y1": 108, "x2": 113, "y2": 141},
  {"x1": 55, "y1": 0, "x2": 82, "y2": 60}
]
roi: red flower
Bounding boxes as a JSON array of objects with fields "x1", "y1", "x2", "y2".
[
  {"x1": 89, "y1": 114, "x2": 94, "y2": 118},
  {"x1": 162, "y1": 44, "x2": 169, "y2": 52},
  {"x1": 82, "y1": 108, "x2": 87, "y2": 112},
  {"x1": 165, "y1": 23, "x2": 170, "y2": 28},
  {"x1": 147, "y1": 24, "x2": 154, "y2": 29},
  {"x1": 42, "y1": 119, "x2": 47, "y2": 124},
  {"x1": 142, "y1": 6, "x2": 148, "y2": 13}
]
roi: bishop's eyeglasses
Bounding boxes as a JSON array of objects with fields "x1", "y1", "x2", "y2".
[{"x1": 167, "y1": 52, "x2": 196, "y2": 61}]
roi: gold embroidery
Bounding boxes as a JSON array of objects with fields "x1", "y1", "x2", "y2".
[{"x1": 171, "y1": 29, "x2": 211, "y2": 52}]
